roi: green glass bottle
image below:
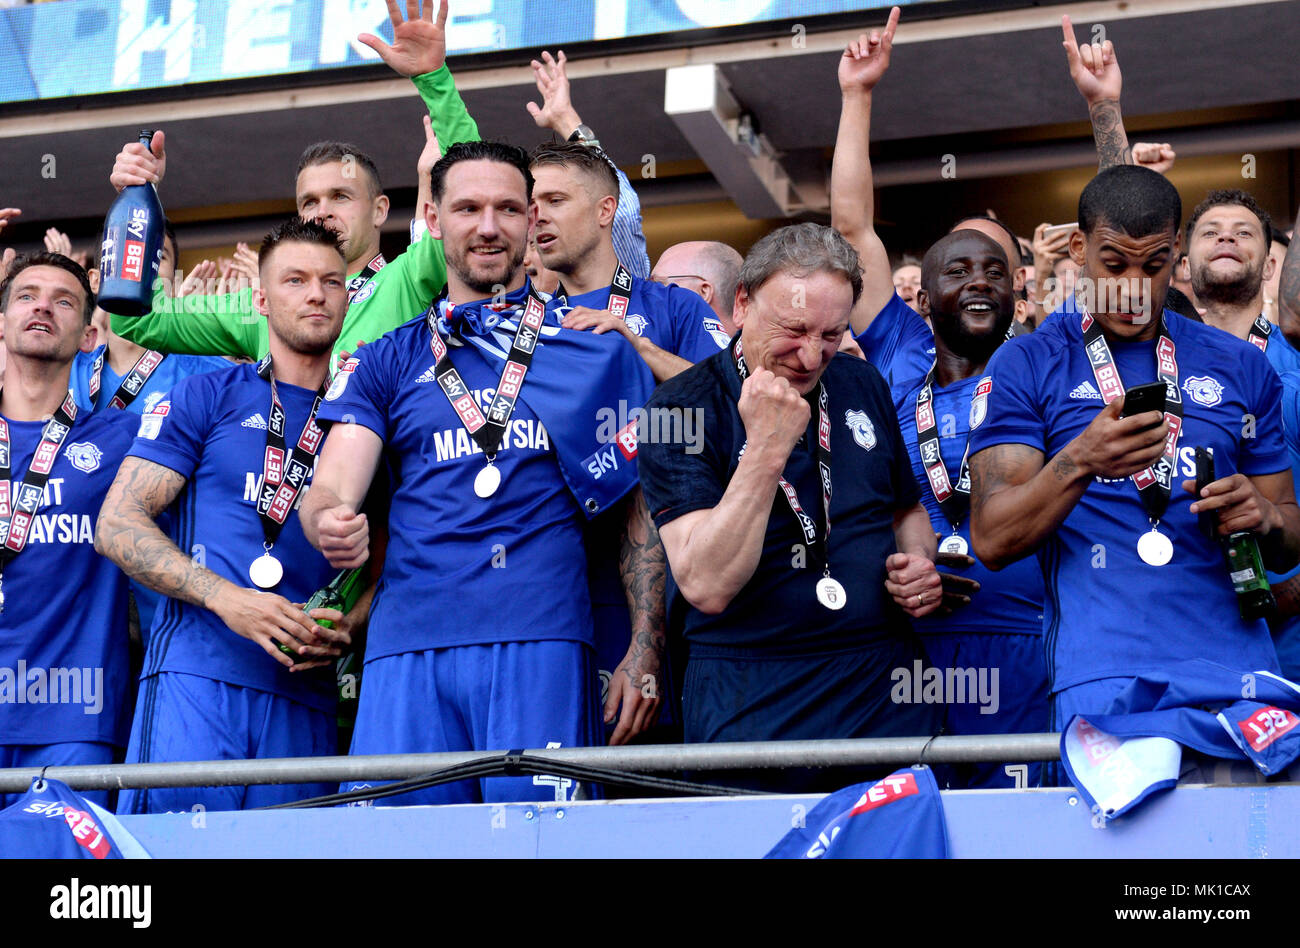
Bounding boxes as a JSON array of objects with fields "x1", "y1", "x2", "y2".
[
  {"x1": 1225, "y1": 532, "x2": 1276, "y2": 622},
  {"x1": 278, "y1": 566, "x2": 368, "y2": 663}
]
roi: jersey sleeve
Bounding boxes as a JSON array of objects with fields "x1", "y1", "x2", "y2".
[
  {"x1": 613, "y1": 168, "x2": 651, "y2": 279},
  {"x1": 1239, "y1": 348, "x2": 1289, "y2": 475},
  {"x1": 412, "y1": 65, "x2": 480, "y2": 151},
  {"x1": 853, "y1": 292, "x2": 933, "y2": 384},
  {"x1": 111, "y1": 286, "x2": 262, "y2": 359},
  {"x1": 639, "y1": 378, "x2": 729, "y2": 529},
  {"x1": 315, "y1": 340, "x2": 395, "y2": 441},
  {"x1": 125, "y1": 374, "x2": 211, "y2": 479},
  {"x1": 966, "y1": 340, "x2": 1046, "y2": 456},
  {"x1": 668, "y1": 285, "x2": 729, "y2": 361}
]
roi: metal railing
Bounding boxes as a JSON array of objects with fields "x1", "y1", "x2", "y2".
[{"x1": 0, "y1": 733, "x2": 1061, "y2": 794}]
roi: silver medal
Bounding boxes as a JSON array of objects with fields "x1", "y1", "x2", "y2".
[
  {"x1": 474, "y1": 464, "x2": 501, "y2": 499},
  {"x1": 1137, "y1": 529, "x2": 1173, "y2": 567},
  {"x1": 939, "y1": 534, "x2": 969, "y2": 556},
  {"x1": 249, "y1": 553, "x2": 284, "y2": 589},
  {"x1": 816, "y1": 576, "x2": 847, "y2": 611}
]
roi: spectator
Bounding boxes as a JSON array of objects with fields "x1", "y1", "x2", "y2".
[
  {"x1": 303, "y1": 141, "x2": 662, "y2": 805},
  {"x1": 652, "y1": 240, "x2": 743, "y2": 338},
  {"x1": 1264, "y1": 228, "x2": 1290, "y2": 325},
  {"x1": 0, "y1": 253, "x2": 138, "y2": 808},
  {"x1": 96, "y1": 219, "x2": 359, "y2": 813},
  {"x1": 891, "y1": 257, "x2": 922, "y2": 314},
  {"x1": 639, "y1": 222, "x2": 942, "y2": 783}
]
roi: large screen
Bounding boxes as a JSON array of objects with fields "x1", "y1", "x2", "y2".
[{"x1": 0, "y1": 0, "x2": 929, "y2": 105}]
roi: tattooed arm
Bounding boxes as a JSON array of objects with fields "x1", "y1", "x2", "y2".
[
  {"x1": 607, "y1": 486, "x2": 666, "y2": 745},
  {"x1": 1060, "y1": 15, "x2": 1132, "y2": 170},
  {"x1": 970, "y1": 399, "x2": 1167, "y2": 568},
  {"x1": 1279, "y1": 206, "x2": 1300, "y2": 349},
  {"x1": 96, "y1": 457, "x2": 338, "y2": 669}
]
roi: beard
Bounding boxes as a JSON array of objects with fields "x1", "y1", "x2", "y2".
[
  {"x1": 1191, "y1": 256, "x2": 1265, "y2": 306},
  {"x1": 936, "y1": 307, "x2": 1014, "y2": 363},
  {"x1": 273, "y1": 317, "x2": 338, "y2": 357},
  {"x1": 446, "y1": 239, "x2": 526, "y2": 296}
]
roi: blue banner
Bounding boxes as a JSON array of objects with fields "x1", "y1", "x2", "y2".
[{"x1": 0, "y1": 0, "x2": 919, "y2": 105}]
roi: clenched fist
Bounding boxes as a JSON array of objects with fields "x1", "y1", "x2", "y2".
[{"x1": 737, "y1": 368, "x2": 811, "y2": 461}]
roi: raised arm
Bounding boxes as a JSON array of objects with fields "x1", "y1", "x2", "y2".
[
  {"x1": 1061, "y1": 14, "x2": 1131, "y2": 171},
  {"x1": 830, "y1": 7, "x2": 901, "y2": 334},
  {"x1": 96, "y1": 457, "x2": 332, "y2": 667},
  {"x1": 970, "y1": 399, "x2": 1166, "y2": 568},
  {"x1": 526, "y1": 49, "x2": 651, "y2": 276},
  {"x1": 301, "y1": 422, "x2": 384, "y2": 568}
]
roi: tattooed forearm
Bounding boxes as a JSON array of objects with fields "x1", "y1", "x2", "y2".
[
  {"x1": 1051, "y1": 452, "x2": 1079, "y2": 481},
  {"x1": 1088, "y1": 98, "x2": 1132, "y2": 170},
  {"x1": 618, "y1": 487, "x2": 667, "y2": 680},
  {"x1": 95, "y1": 458, "x2": 231, "y2": 610}
]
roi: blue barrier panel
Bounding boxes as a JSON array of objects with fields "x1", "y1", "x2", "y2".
[{"x1": 115, "y1": 785, "x2": 1300, "y2": 858}]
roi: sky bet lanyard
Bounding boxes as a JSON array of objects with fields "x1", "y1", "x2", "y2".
[
  {"x1": 0, "y1": 390, "x2": 79, "y2": 612},
  {"x1": 731, "y1": 337, "x2": 846, "y2": 610},
  {"x1": 1247, "y1": 315, "x2": 1275, "y2": 354},
  {"x1": 424, "y1": 283, "x2": 548, "y2": 500},
  {"x1": 86, "y1": 347, "x2": 165, "y2": 410},
  {"x1": 915, "y1": 361, "x2": 974, "y2": 556},
  {"x1": 556, "y1": 261, "x2": 634, "y2": 320},
  {"x1": 248, "y1": 355, "x2": 328, "y2": 589},
  {"x1": 1079, "y1": 308, "x2": 1183, "y2": 566},
  {"x1": 346, "y1": 253, "x2": 386, "y2": 304}
]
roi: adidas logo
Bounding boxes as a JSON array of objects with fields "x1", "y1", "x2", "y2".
[
  {"x1": 414, "y1": 365, "x2": 438, "y2": 384},
  {"x1": 1068, "y1": 381, "x2": 1102, "y2": 400},
  {"x1": 241, "y1": 413, "x2": 268, "y2": 429}
]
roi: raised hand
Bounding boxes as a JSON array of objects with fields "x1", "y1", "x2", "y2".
[
  {"x1": 526, "y1": 50, "x2": 581, "y2": 136},
  {"x1": 1061, "y1": 14, "x2": 1121, "y2": 104},
  {"x1": 417, "y1": 114, "x2": 442, "y2": 176},
  {"x1": 110, "y1": 130, "x2": 166, "y2": 191},
  {"x1": 359, "y1": 0, "x2": 449, "y2": 78},
  {"x1": 1132, "y1": 142, "x2": 1176, "y2": 174},
  {"x1": 737, "y1": 368, "x2": 811, "y2": 461},
  {"x1": 0, "y1": 207, "x2": 20, "y2": 237},
  {"x1": 837, "y1": 5, "x2": 900, "y2": 95},
  {"x1": 176, "y1": 259, "x2": 217, "y2": 298}
]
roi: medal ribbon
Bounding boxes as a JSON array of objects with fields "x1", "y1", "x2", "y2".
[
  {"x1": 423, "y1": 282, "x2": 548, "y2": 462},
  {"x1": 1079, "y1": 309, "x2": 1183, "y2": 523},
  {"x1": 915, "y1": 360, "x2": 973, "y2": 530},
  {"x1": 731, "y1": 337, "x2": 834, "y2": 575},
  {"x1": 253, "y1": 356, "x2": 328, "y2": 549},
  {"x1": 557, "y1": 261, "x2": 634, "y2": 321},
  {"x1": 0, "y1": 390, "x2": 79, "y2": 608},
  {"x1": 87, "y1": 347, "x2": 165, "y2": 410},
  {"x1": 346, "y1": 253, "x2": 387, "y2": 304},
  {"x1": 1247, "y1": 315, "x2": 1273, "y2": 354}
]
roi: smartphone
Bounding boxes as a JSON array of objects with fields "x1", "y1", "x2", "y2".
[
  {"x1": 1121, "y1": 381, "x2": 1167, "y2": 423},
  {"x1": 1043, "y1": 222, "x2": 1078, "y2": 242},
  {"x1": 1195, "y1": 446, "x2": 1218, "y2": 539}
]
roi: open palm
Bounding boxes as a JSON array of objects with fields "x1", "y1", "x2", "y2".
[{"x1": 359, "y1": 0, "x2": 448, "y2": 77}]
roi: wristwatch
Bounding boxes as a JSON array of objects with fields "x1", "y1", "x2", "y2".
[{"x1": 567, "y1": 124, "x2": 600, "y2": 147}]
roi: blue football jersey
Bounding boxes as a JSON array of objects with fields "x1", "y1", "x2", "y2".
[
  {"x1": 127, "y1": 364, "x2": 336, "y2": 711},
  {"x1": 853, "y1": 292, "x2": 935, "y2": 389},
  {"x1": 554, "y1": 275, "x2": 728, "y2": 364},
  {"x1": 315, "y1": 286, "x2": 654, "y2": 661},
  {"x1": 71, "y1": 345, "x2": 231, "y2": 416},
  {"x1": 893, "y1": 373, "x2": 1044, "y2": 637},
  {"x1": 0, "y1": 409, "x2": 136, "y2": 745},
  {"x1": 968, "y1": 310, "x2": 1287, "y2": 691}
]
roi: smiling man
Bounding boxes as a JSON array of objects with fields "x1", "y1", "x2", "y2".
[
  {"x1": 0, "y1": 253, "x2": 138, "y2": 808},
  {"x1": 638, "y1": 223, "x2": 942, "y2": 783},
  {"x1": 96, "y1": 220, "x2": 358, "y2": 813},
  {"x1": 968, "y1": 165, "x2": 1300, "y2": 733},
  {"x1": 891, "y1": 230, "x2": 1048, "y2": 788}
]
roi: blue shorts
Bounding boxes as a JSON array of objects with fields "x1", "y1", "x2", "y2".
[
  {"x1": 344, "y1": 640, "x2": 599, "y2": 806},
  {"x1": 921, "y1": 632, "x2": 1049, "y2": 789},
  {"x1": 0, "y1": 742, "x2": 114, "y2": 810},
  {"x1": 118, "y1": 672, "x2": 335, "y2": 814}
]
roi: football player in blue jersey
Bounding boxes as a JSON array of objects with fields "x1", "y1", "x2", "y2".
[
  {"x1": 894, "y1": 230, "x2": 1049, "y2": 788},
  {"x1": 304, "y1": 140, "x2": 663, "y2": 805},
  {"x1": 96, "y1": 219, "x2": 359, "y2": 813},
  {"x1": 968, "y1": 165, "x2": 1300, "y2": 737},
  {"x1": 534, "y1": 143, "x2": 726, "y2": 382},
  {"x1": 0, "y1": 252, "x2": 138, "y2": 808}
]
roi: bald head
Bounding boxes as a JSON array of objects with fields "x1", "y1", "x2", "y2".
[{"x1": 652, "y1": 240, "x2": 743, "y2": 330}]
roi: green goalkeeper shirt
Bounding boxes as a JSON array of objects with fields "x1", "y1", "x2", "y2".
[{"x1": 112, "y1": 67, "x2": 477, "y2": 364}]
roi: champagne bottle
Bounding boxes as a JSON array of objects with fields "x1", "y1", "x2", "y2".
[
  {"x1": 98, "y1": 130, "x2": 166, "y2": 317},
  {"x1": 278, "y1": 566, "x2": 368, "y2": 663}
]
